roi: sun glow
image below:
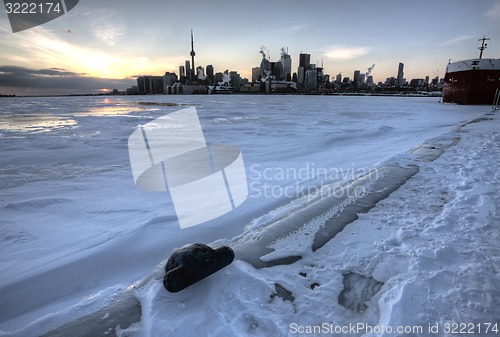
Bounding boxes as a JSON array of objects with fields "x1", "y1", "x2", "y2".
[{"x1": 7, "y1": 27, "x2": 180, "y2": 79}]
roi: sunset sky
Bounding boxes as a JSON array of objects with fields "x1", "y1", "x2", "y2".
[{"x1": 1, "y1": 0, "x2": 499, "y2": 95}]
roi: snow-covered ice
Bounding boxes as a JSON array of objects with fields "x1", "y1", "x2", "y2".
[{"x1": 0, "y1": 95, "x2": 498, "y2": 336}]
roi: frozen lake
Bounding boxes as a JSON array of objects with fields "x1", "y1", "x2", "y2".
[{"x1": 0, "y1": 95, "x2": 497, "y2": 336}]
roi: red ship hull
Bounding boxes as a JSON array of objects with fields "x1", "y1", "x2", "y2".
[{"x1": 442, "y1": 69, "x2": 500, "y2": 105}]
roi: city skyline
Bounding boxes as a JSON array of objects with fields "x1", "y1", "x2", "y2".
[{"x1": 0, "y1": 0, "x2": 500, "y2": 96}]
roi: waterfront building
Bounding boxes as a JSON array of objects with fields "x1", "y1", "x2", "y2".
[
  {"x1": 137, "y1": 76, "x2": 146, "y2": 94},
  {"x1": 149, "y1": 76, "x2": 164, "y2": 94},
  {"x1": 206, "y1": 65, "x2": 214, "y2": 84},
  {"x1": 305, "y1": 69, "x2": 318, "y2": 92},
  {"x1": 297, "y1": 66, "x2": 305, "y2": 86},
  {"x1": 252, "y1": 67, "x2": 260, "y2": 83},
  {"x1": 185, "y1": 60, "x2": 191, "y2": 82},
  {"x1": 163, "y1": 72, "x2": 177, "y2": 87},
  {"x1": 397, "y1": 62, "x2": 404, "y2": 87},
  {"x1": 317, "y1": 67, "x2": 324, "y2": 85},
  {"x1": 230, "y1": 71, "x2": 241, "y2": 89},
  {"x1": 299, "y1": 53, "x2": 311, "y2": 70},
  {"x1": 353, "y1": 70, "x2": 361, "y2": 87},
  {"x1": 360, "y1": 74, "x2": 366, "y2": 86},
  {"x1": 281, "y1": 52, "x2": 292, "y2": 81},
  {"x1": 366, "y1": 75, "x2": 374, "y2": 87},
  {"x1": 137, "y1": 76, "x2": 162, "y2": 94},
  {"x1": 126, "y1": 86, "x2": 139, "y2": 95},
  {"x1": 274, "y1": 61, "x2": 283, "y2": 81},
  {"x1": 215, "y1": 72, "x2": 224, "y2": 84}
]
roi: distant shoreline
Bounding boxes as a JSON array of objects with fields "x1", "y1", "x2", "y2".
[{"x1": 0, "y1": 91, "x2": 443, "y2": 99}]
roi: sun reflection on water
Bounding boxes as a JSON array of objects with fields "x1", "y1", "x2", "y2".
[{"x1": 0, "y1": 114, "x2": 78, "y2": 133}]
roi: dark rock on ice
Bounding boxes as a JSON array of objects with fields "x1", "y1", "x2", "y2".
[{"x1": 163, "y1": 243, "x2": 234, "y2": 293}]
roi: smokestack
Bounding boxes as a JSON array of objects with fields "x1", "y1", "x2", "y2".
[
  {"x1": 365, "y1": 63, "x2": 376, "y2": 77},
  {"x1": 259, "y1": 46, "x2": 268, "y2": 60}
]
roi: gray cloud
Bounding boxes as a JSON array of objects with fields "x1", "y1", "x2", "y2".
[{"x1": 0, "y1": 66, "x2": 135, "y2": 95}]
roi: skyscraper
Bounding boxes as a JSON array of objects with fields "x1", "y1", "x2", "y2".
[
  {"x1": 297, "y1": 67, "x2": 305, "y2": 86},
  {"x1": 274, "y1": 61, "x2": 283, "y2": 80},
  {"x1": 206, "y1": 65, "x2": 214, "y2": 84},
  {"x1": 179, "y1": 65, "x2": 185, "y2": 78},
  {"x1": 252, "y1": 67, "x2": 261, "y2": 83},
  {"x1": 185, "y1": 60, "x2": 191, "y2": 81},
  {"x1": 137, "y1": 76, "x2": 145, "y2": 94},
  {"x1": 353, "y1": 70, "x2": 361, "y2": 87},
  {"x1": 305, "y1": 69, "x2": 317, "y2": 92},
  {"x1": 360, "y1": 74, "x2": 366, "y2": 86},
  {"x1": 299, "y1": 53, "x2": 310, "y2": 70},
  {"x1": 230, "y1": 71, "x2": 241, "y2": 89},
  {"x1": 397, "y1": 62, "x2": 404, "y2": 87},
  {"x1": 280, "y1": 49, "x2": 292, "y2": 81}
]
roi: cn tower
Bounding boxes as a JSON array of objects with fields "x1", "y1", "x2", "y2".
[{"x1": 190, "y1": 29, "x2": 195, "y2": 81}]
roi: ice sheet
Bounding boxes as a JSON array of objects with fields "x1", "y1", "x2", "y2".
[{"x1": 1, "y1": 95, "x2": 498, "y2": 336}]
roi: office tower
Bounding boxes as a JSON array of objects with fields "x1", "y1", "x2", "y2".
[
  {"x1": 305, "y1": 69, "x2": 317, "y2": 91},
  {"x1": 206, "y1": 65, "x2": 214, "y2": 84},
  {"x1": 230, "y1": 71, "x2": 241, "y2": 88},
  {"x1": 366, "y1": 75, "x2": 374, "y2": 87},
  {"x1": 360, "y1": 74, "x2": 366, "y2": 86},
  {"x1": 317, "y1": 67, "x2": 324, "y2": 84},
  {"x1": 297, "y1": 66, "x2": 305, "y2": 86},
  {"x1": 280, "y1": 49, "x2": 292, "y2": 81},
  {"x1": 137, "y1": 76, "x2": 145, "y2": 94},
  {"x1": 164, "y1": 72, "x2": 177, "y2": 87},
  {"x1": 143, "y1": 76, "x2": 152, "y2": 93},
  {"x1": 215, "y1": 72, "x2": 224, "y2": 84},
  {"x1": 299, "y1": 53, "x2": 310, "y2": 70},
  {"x1": 274, "y1": 61, "x2": 283, "y2": 80},
  {"x1": 353, "y1": 70, "x2": 361, "y2": 87},
  {"x1": 397, "y1": 62, "x2": 404, "y2": 87},
  {"x1": 185, "y1": 60, "x2": 191, "y2": 81},
  {"x1": 336, "y1": 73, "x2": 342, "y2": 83},
  {"x1": 252, "y1": 67, "x2": 261, "y2": 83},
  {"x1": 179, "y1": 65, "x2": 185, "y2": 78},
  {"x1": 148, "y1": 76, "x2": 164, "y2": 94}
]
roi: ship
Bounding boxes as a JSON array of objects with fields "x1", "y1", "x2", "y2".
[
  {"x1": 208, "y1": 84, "x2": 234, "y2": 94},
  {"x1": 442, "y1": 36, "x2": 500, "y2": 105}
]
